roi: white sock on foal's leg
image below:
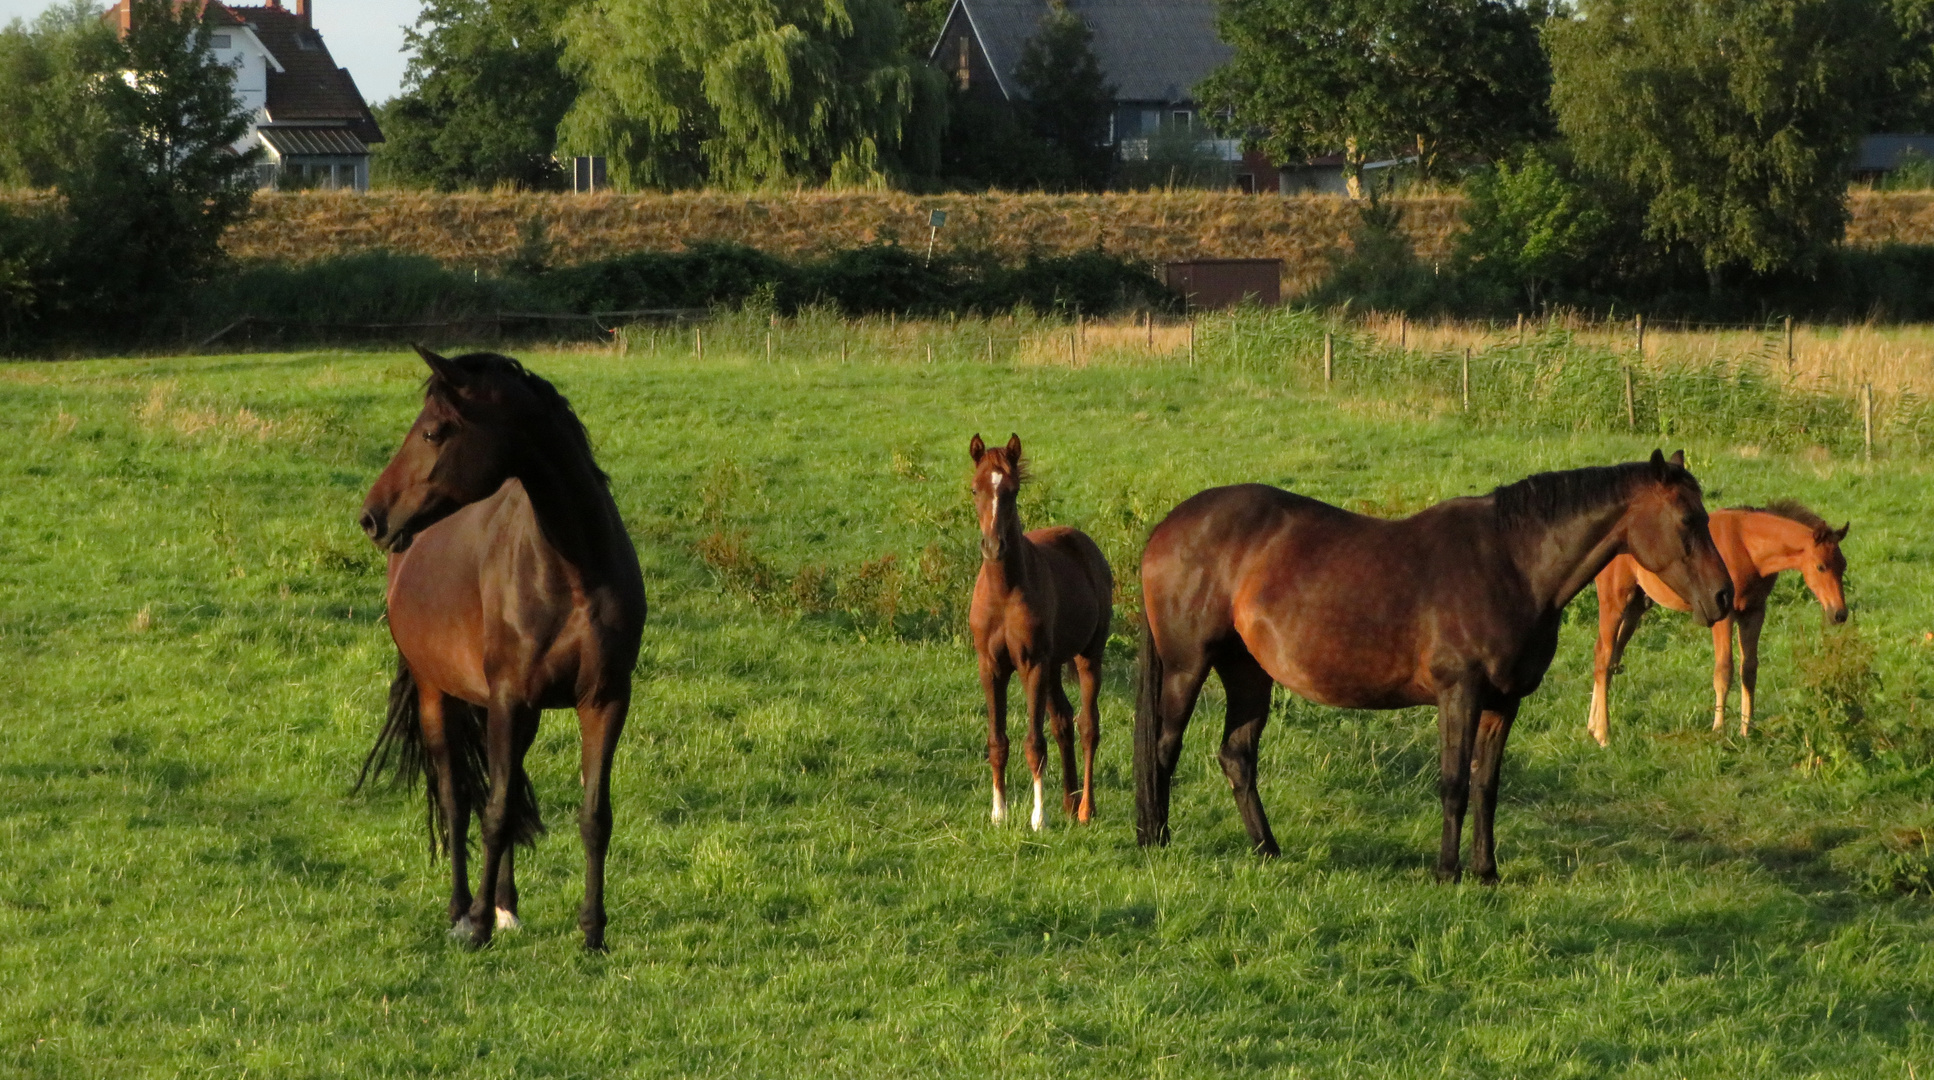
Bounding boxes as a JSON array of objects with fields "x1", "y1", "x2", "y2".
[{"x1": 1030, "y1": 776, "x2": 1044, "y2": 831}]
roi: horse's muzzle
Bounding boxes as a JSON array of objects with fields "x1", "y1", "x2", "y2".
[
  {"x1": 360, "y1": 507, "x2": 414, "y2": 552},
  {"x1": 1830, "y1": 606, "x2": 1849, "y2": 624}
]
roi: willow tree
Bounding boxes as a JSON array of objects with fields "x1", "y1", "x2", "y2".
[
  {"x1": 1201, "y1": 0, "x2": 1552, "y2": 197},
  {"x1": 558, "y1": 0, "x2": 945, "y2": 189},
  {"x1": 1548, "y1": 0, "x2": 1891, "y2": 286}
]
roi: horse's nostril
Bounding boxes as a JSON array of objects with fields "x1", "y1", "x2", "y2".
[
  {"x1": 360, "y1": 510, "x2": 381, "y2": 538},
  {"x1": 1716, "y1": 587, "x2": 1734, "y2": 612},
  {"x1": 1835, "y1": 609, "x2": 1849, "y2": 624}
]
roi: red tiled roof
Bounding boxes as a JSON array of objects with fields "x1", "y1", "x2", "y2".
[{"x1": 222, "y1": 4, "x2": 383, "y2": 143}]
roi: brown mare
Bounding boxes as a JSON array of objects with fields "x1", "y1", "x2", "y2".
[
  {"x1": 356, "y1": 347, "x2": 646, "y2": 950},
  {"x1": 1587, "y1": 502, "x2": 1849, "y2": 744},
  {"x1": 1134, "y1": 451, "x2": 1733, "y2": 883},
  {"x1": 968, "y1": 434, "x2": 1113, "y2": 829}
]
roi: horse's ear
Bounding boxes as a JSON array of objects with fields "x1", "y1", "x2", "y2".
[
  {"x1": 415, "y1": 344, "x2": 465, "y2": 392},
  {"x1": 1668, "y1": 450, "x2": 1686, "y2": 468},
  {"x1": 1832, "y1": 521, "x2": 1851, "y2": 543},
  {"x1": 1648, "y1": 449, "x2": 1667, "y2": 475},
  {"x1": 1005, "y1": 433, "x2": 1022, "y2": 462},
  {"x1": 969, "y1": 433, "x2": 985, "y2": 463}
]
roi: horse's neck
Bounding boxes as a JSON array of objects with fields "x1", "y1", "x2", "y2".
[
  {"x1": 984, "y1": 503, "x2": 1030, "y2": 584},
  {"x1": 1731, "y1": 512, "x2": 1811, "y2": 576},
  {"x1": 1505, "y1": 502, "x2": 1631, "y2": 612},
  {"x1": 515, "y1": 442, "x2": 625, "y2": 579}
]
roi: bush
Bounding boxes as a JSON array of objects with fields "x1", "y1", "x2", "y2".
[{"x1": 192, "y1": 252, "x2": 543, "y2": 329}]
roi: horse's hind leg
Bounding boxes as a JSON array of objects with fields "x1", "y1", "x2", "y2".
[
  {"x1": 1047, "y1": 665, "x2": 1079, "y2": 818},
  {"x1": 1469, "y1": 698, "x2": 1521, "y2": 886},
  {"x1": 1711, "y1": 615, "x2": 1736, "y2": 733},
  {"x1": 1590, "y1": 575, "x2": 1648, "y2": 746},
  {"x1": 576, "y1": 694, "x2": 629, "y2": 952},
  {"x1": 1736, "y1": 604, "x2": 1766, "y2": 736},
  {"x1": 1215, "y1": 648, "x2": 1279, "y2": 857},
  {"x1": 1434, "y1": 678, "x2": 1483, "y2": 883},
  {"x1": 1072, "y1": 650, "x2": 1102, "y2": 824}
]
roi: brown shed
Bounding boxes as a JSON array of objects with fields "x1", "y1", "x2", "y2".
[{"x1": 1165, "y1": 259, "x2": 1282, "y2": 309}]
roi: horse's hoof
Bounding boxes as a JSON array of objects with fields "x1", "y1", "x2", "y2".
[
  {"x1": 448, "y1": 915, "x2": 474, "y2": 940},
  {"x1": 1435, "y1": 867, "x2": 1462, "y2": 884},
  {"x1": 495, "y1": 907, "x2": 520, "y2": 931},
  {"x1": 1478, "y1": 871, "x2": 1501, "y2": 887}
]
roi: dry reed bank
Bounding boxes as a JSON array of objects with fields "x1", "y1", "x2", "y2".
[{"x1": 185, "y1": 190, "x2": 1934, "y2": 293}]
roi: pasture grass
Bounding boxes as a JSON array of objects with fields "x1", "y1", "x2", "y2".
[{"x1": 3, "y1": 316, "x2": 1933, "y2": 1076}]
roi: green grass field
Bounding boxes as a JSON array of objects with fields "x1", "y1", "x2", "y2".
[{"x1": 4, "y1": 316, "x2": 1933, "y2": 1076}]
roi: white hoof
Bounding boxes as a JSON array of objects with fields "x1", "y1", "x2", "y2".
[
  {"x1": 991, "y1": 788, "x2": 1007, "y2": 826},
  {"x1": 495, "y1": 907, "x2": 520, "y2": 931},
  {"x1": 1029, "y1": 778, "x2": 1045, "y2": 831},
  {"x1": 448, "y1": 915, "x2": 475, "y2": 940}
]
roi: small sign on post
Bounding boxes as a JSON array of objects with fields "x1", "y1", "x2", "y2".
[{"x1": 925, "y1": 209, "x2": 947, "y2": 265}]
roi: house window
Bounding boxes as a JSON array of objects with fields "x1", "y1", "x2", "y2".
[
  {"x1": 956, "y1": 35, "x2": 970, "y2": 90},
  {"x1": 1172, "y1": 109, "x2": 1192, "y2": 128},
  {"x1": 1237, "y1": 173, "x2": 1255, "y2": 194},
  {"x1": 210, "y1": 33, "x2": 231, "y2": 48}
]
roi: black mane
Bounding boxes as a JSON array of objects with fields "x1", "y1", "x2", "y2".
[
  {"x1": 1491, "y1": 460, "x2": 1696, "y2": 530},
  {"x1": 435, "y1": 352, "x2": 609, "y2": 485}
]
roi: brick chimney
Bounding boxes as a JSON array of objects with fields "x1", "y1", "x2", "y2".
[{"x1": 293, "y1": 0, "x2": 311, "y2": 27}]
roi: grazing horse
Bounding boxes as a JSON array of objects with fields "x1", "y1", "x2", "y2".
[
  {"x1": 1587, "y1": 502, "x2": 1849, "y2": 743},
  {"x1": 1134, "y1": 451, "x2": 1733, "y2": 883},
  {"x1": 968, "y1": 434, "x2": 1113, "y2": 829},
  {"x1": 357, "y1": 347, "x2": 646, "y2": 950}
]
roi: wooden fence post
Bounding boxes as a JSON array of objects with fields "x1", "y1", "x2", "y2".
[
  {"x1": 1399, "y1": 315, "x2": 1407, "y2": 351},
  {"x1": 1624, "y1": 367, "x2": 1636, "y2": 430},
  {"x1": 1323, "y1": 332, "x2": 1333, "y2": 385},
  {"x1": 1785, "y1": 317, "x2": 1795, "y2": 370},
  {"x1": 1146, "y1": 310, "x2": 1154, "y2": 348},
  {"x1": 1516, "y1": 312, "x2": 1524, "y2": 344},
  {"x1": 766, "y1": 330, "x2": 772, "y2": 364},
  {"x1": 1635, "y1": 313, "x2": 1645, "y2": 358},
  {"x1": 1864, "y1": 383, "x2": 1875, "y2": 460},
  {"x1": 1188, "y1": 317, "x2": 1195, "y2": 367},
  {"x1": 695, "y1": 326, "x2": 703, "y2": 361},
  {"x1": 1462, "y1": 347, "x2": 1471, "y2": 410}
]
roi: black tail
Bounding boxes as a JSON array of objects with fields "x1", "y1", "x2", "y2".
[
  {"x1": 357, "y1": 653, "x2": 544, "y2": 857},
  {"x1": 1133, "y1": 609, "x2": 1168, "y2": 847}
]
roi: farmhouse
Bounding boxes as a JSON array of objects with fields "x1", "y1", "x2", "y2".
[
  {"x1": 930, "y1": 0, "x2": 1285, "y2": 193},
  {"x1": 106, "y1": 0, "x2": 383, "y2": 191}
]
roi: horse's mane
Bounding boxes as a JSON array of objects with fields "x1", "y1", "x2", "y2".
[
  {"x1": 1731, "y1": 499, "x2": 1828, "y2": 531},
  {"x1": 434, "y1": 352, "x2": 610, "y2": 486},
  {"x1": 1491, "y1": 460, "x2": 1696, "y2": 531}
]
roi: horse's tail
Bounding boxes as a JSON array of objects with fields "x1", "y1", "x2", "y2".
[
  {"x1": 357, "y1": 653, "x2": 544, "y2": 857},
  {"x1": 1133, "y1": 607, "x2": 1167, "y2": 847}
]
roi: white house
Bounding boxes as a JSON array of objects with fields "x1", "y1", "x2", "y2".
[{"x1": 108, "y1": 0, "x2": 383, "y2": 190}]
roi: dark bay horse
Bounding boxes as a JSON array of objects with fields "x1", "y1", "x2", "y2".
[
  {"x1": 1134, "y1": 451, "x2": 1733, "y2": 883},
  {"x1": 357, "y1": 347, "x2": 646, "y2": 950},
  {"x1": 1588, "y1": 502, "x2": 1849, "y2": 743},
  {"x1": 968, "y1": 434, "x2": 1113, "y2": 829}
]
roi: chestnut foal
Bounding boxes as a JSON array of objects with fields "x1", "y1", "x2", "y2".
[
  {"x1": 968, "y1": 434, "x2": 1113, "y2": 829},
  {"x1": 1587, "y1": 502, "x2": 1849, "y2": 743}
]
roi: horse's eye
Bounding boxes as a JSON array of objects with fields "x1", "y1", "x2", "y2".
[{"x1": 423, "y1": 423, "x2": 451, "y2": 445}]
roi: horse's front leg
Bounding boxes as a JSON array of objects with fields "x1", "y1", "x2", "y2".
[
  {"x1": 1020, "y1": 661, "x2": 1050, "y2": 831},
  {"x1": 1215, "y1": 650, "x2": 1279, "y2": 857},
  {"x1": 1469, "y1": 698, "x2": 1521, "y2": 886},
  {"x1": 1736, "y1": 604, "x2": 1766, "y2": 736},
  {"x1": 1710, "y1": 615, "x2": 1735, "y2": 732},
  {"x1": 467, "y1": 701, "x2": 539, "y2": 949},
  {"x1": 1434, "y1": 678, "x2": 1483, "y2": 883},
  {"x1": 979, "y1": 656, "x2": 1011, "y2": 825},
  {"x1": 576, "y1": 693, "x2": 630, "y2": 951},
  {"x1": 417, "y1": 689, "x2": 473, "y2": 929}
]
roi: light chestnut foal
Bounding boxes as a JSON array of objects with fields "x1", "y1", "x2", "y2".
[
  {"x1": 1587, "y1": 502, "x2": 1849, "y2": 744},
  {"x1": 968, "y1": 433, "x2": 1113, "y2": 830}
]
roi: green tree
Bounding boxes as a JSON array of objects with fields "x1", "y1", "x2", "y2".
[
  {"x1": 1456, "y1": 146, "x2": 1613, "y2": 309},
  {"x1": 54, "y1": 0, "x2": 258, "y2": 329},
  {"x1": 558, "y1": 0, "x2": 946, "y2": 189},
  {"x1": 1014, "y1": 1, "x2": 1114, "y2": 190},
  {"x1": 372, "y1": 0, "x2": 578, "y2": 191},
  {"x1": 0, "y1": 1, "x2": 116, "y2": 188},
  {"x1": 1548, "y1": 0, "x2": 1891, "y2": 287},
  {"x1": 1201, "y1": 0, "x2": 1554, "y2": 196}
]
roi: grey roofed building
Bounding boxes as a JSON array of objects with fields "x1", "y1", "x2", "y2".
[{"x1": 929, "y1": 0, "x2": 1238, "y2": 156}]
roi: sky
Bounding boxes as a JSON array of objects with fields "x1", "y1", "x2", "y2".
[{"x1": 0, "y1": 0, "x2": 426, "y2": 103}]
